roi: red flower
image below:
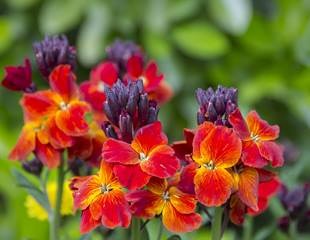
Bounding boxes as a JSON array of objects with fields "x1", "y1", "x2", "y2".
[
  {"x1": 171, "y1": 129, "x2": 194, "y2": 164},
  {"x1": 102, "y1": 121, "x2": 180, "y2": 190},
  {"x1": 126, "y1": 177, "x2": 202, "y2": 233},
  {"x1": 71, "y1": 161, "x2": 131, "y2": 233},
  {"x1": 190, "y1": 122, "x2": 242, "y2": 206},
  {"x1": 1, "y1": 58, "x2": 35, "y2": 92},
  {"x1": 229, "y1": 108, "x2": 284, "y2": 168}
]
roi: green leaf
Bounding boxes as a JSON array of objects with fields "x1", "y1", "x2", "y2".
[
  {"x1": 167, "y1": 0, "x2": 200, "y2": 22},
  {"x1": 172, "y1": 21, "x2": 230, "y2": 59},
  {"x1": 77, "y1": 1, "x2": 110, "y2": 66},
  {"x1": 39, "y1": 0, "x2": 87, "y2": 34},
  {"x1": 11, "y1": 169, "x2": 50, "y2": 213},
  {"x1": 207, "y1": 0, "x2": 252, "y2": 35}
]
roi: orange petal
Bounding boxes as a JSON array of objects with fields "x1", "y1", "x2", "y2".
[
  {"x1": 246, "y1": 111, "x2": 279, "y2": 141},
  {"x1": 237, "y1": 167, "x2": 259, "y2": 210},
  {"x1": 194, "y1": 167, "x2": 233, "y2": 206},
  {"x1": 148, "y1": 80, "x2": 173, "y2": 105},
  {"x1": 257, "y1": 141, "x2": 284, "y2": 167},
  {"x1": 162, "y1": 202, "x2": 202, "y2": 233},
  {"x1": 192, "y1": 122, "x2": 215, "y2": 164},
  {"x1": 9, "y1": 123, "x2": 36, "y2": 161},
  {"x1": 169, "y1": 186, "x2": 197, "y2": 214},
  {"x1": 228, "y1": 108, "x2": 250, "y2": 140},
  {"x1": 98, "y1": 161, "x2": 121, "y2": 188},
  {"x1": 49, "y1": 65, "x2": 78, "y2": 102},
  {"x1": 80, "y1": 207, "x2": 100, "y2": 234},
  {"x1": 55, "y1": 101, "x2": 90, "y2": 136},
  {"x1": 147, "y1": 177, "x2": 168, "y2": 195},
  {"x1": 35, "y1": 141, "x2": 60, "y2": 168},
  {"x1": 200, "y1": 125, "x2": 242, "y2": 168},
  {"x1": 47, "y1": 117, "x2": 74, "y2": 149}
]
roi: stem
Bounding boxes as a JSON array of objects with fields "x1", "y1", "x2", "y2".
[
  {"x1": 131, "y1": 217, "x2": 141, "y2": 240},
  {"x1": 242, "y1": 216, "x2": 253, "y2": 240},
  {"x1": 156, "y1": 220, "x2": 164, "y2": 240},
  {"x1": 211, "y1": 207, "x2": 224, "y2": 240},
  {"x1": 49, "y1": 153, "x2": 66, "y2": 240},
  {"x1": 289, "y1": 219, "x2": 297, "y2": 240}
]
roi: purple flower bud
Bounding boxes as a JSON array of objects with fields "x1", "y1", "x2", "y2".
[
  {"x1": 138, "y1": 93, "x2": 149, "y2": 127},
  {"x1": 147, "y1": 101, "x2": 159, "y2": 124},
  {"x1": 119, "y1": 112, "x2": 133, "y2": 143},
  {"x1": 102, "y1": 121, "x2": 118, "y2": 139},
  {"x1": 33, "y1": 35, "x2": 76, "y2": 78},
  {"x1": 277, "y1": 216, "x2": 290, "y2": 233},
  {"x1": 22, "y1": 158, "x2": 43, "y2": 176},
  {"x1": 282, "y1": 140, "x2": 300, "y2": 164}
]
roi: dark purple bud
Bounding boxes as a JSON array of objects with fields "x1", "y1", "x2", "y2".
[
  {"x1": 277, "y1": 216, "x2": 290, "y2": 233},
  {"x1": 206, "y1": 102, "x2": 217, "y2": 122},
  {"x1": 1, "y1": 58, "x2": 36, "y2": 93},
  {"x1": 103, "y1": 102, "x2": 118, "y2": 126},
  {"x1": 226, "y1": 100, "x2": 237, "y2": 115},
  {"x1": 196, "y1": 88, "x2": 208, "y2": 106},
  {"x1": 147, "y1": 101, "x2": 159, "y2": 124},
  {"x1": 22, "y1": 158, "x2": 43, "y2": 176},
  {"x1": 126, "y1": 82, "x2": 140, "y2": 116},
  {"x1": 102, "y1": 121, "x2": 118, "y2": 139},
  {"x1": 282, "y1": 140, "x2": 300, "y2": 164},
  {"x1": 33, "y1": 35, "x2": 76, "y2": 78},
  {"x1": 119, "y1": 112, "x2": 133, "y2": 143},
  {"x1": 68, "y1": 158, "x2": 92, "y2": 176},
  {"x1": 197, "y1": 112, "x2": 206, "y2": 125},
  {"x1": 214, "y1": 95, "x2": 225, "y2": 115},
  {"x1": 138, "y1": 93, "x2": 149, "y2": 127},
  {"x1": 114, "y1": 80, "x2": 129, "y2": 107}
]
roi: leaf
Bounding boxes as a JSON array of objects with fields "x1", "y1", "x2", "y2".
[
  {"x1": 39, "y1": 0, "x2": 87, "y2": 34},
  {"x1": 167, "y1": 235, "x2": 182, "y2": 240},
  {"x1": 11, "y1": 169, "x2": 50, "y2": 213},
  {"x1": 5, "y1": 0, "x2": 41, "y2": 10},
  {"x1": 0, "y1": 17, "x2": 14, "y2": 54},
  {"x1": 172, "y1": 21, "x2": 230, "y2": 59},
  {"x1": 207, "y1": 0, "x2": 252, "y2": 35},
  {"x1": 77, "y1": 1, "x2": 110, "y2": 66},
  {"x1": 167, "y1": 0, "x2": 200, "y2": 22}
]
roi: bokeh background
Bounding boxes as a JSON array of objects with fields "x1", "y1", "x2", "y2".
[{"x1": 1, "y1": 0, "x2": 310, "y2": 239}]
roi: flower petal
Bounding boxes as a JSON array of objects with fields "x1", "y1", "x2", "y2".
[
  {"x1": 126, "y1": 55, "x2": 143, "y2": 78},
  {"x1": 113, "y1": 164, "x2": 151, "y2": 190},
  {"x1": 35, "y1": 141, "x2": 60, "y2": 168},
  {"x1": 147, "y1": 177, "x2": 167, "y2": 195},
  {"x1": 229, "y1": 194, "x2": 246, "y2": 225},
  {"x1": 49, "y1": 64, "x2": 78, "y2": 102},
  {"x1": 162, "y1": 202, "x2": 202, "y2": 233},
  {"x1": 80, "y1": 207, "x2": 100, "y2": 234},
  {"x1": 246, "y1": 111, "x2": 279, "y2": 141},
  {"x1": 98, "y1": 161, "x2": 121, "y2": 188},
  {"x1": 237, "y1": 167, "x2": 259, "y2": 211},
  {"x1": 242, "y1": 141, "x2": 268, "y2": 168},
  {"x1": 140, "y1": 145, "x2": 179, "y2": 178},
  {"x1": 90, "y1": 61, "x2": 118, "y2": 86},
  {"x1": 169, "y1": 186, "x2": 197, "y2": 214},
  {"x1": 48, "y1": 117, "x2": 74, "y2": 149},
  {"x1": 80, "y1": 81, "x2": 106, "y2": 111},
  {"x1": 68, "y1": 136, "x2": 92, "y2": 161},
  {"x1": 102, "y1": 139, "x2": 139, "y2": 164},
  {"x1": 194, "y1": 167, "x2": 233, "y2": 206},
  {"x1": 178, "y1": 163, "x2": 197, "y2": 195},
  {"x1": 148, "y1": 80, "x2": 173, "y2": 105},
  {"x1": 200, "y1": 125, "x2": 242, "y2": 168},
  {"x1": 228, "y1": 108, "x2": 250, "y2": 140},
  {"x1": 258, "y1": 141, "x2": 284, "y2": 167},
  {"x1": 144, "y1": 61, "x2": 163, "y2": 91},
  {"x1": 55, "y1": 101, "x2": 90, "y2": 136}
]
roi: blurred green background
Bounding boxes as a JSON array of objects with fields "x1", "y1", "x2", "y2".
[{"x1": 1, "y1": 0, "x2": 310, "y2": 239}]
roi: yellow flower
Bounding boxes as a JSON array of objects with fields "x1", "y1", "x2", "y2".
[{"x1": 25, "y1": 180, "x2": 73, "y2": 220}]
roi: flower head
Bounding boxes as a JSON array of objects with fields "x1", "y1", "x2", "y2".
[
  {"x1": 33, "y1": 35, "x2": 76, "y2": 78},
  {"x1": 126, "y1": 177, "x2": 202, "y2": 233},
  {"x1": 70, "y1": 161, "x2": 131, "y2": 233},
  {"x1": 229, "y1": 108, "x2": 284, "y2": 168}
]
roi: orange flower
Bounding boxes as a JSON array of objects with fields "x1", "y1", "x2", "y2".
[
  {"x1": 126, "y1": 177, "x2": 202, "y2": 233},
  {"x1": 229, "y1": 108, "x2": 284, "y2": 168},
  {"x1": 70, "y1": 161, "x2": 131, "y2": 233},
  {"x1": 191, "y1": 122, "x2": 242, "y2": 206}
]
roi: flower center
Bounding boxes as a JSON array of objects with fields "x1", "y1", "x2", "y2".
[
  {"x1": 203, "y1": 160, "x2": 215, "y2": 170},
  {"x1": 162, "y1": 191, "x2": 170, "y2": 201},
  {"x1": 139, "y1": 152, "x2": 148, "y2": 161},
  {"x1": 59, "y1": 101, "x2": 68, "y2": 110},
  {"x1": 98, "y1": 82, "x2": 105, "y2": 92},
  {"x1": 250, "y1": 132, "x2": 260, "y2": 142},
  {"x1": 100, "y1": 184, "x2": 112, "y2": 194}
]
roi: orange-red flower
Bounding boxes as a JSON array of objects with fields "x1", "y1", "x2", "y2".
[
  {"x1": 70, "y1": 161, "x2": 131, "y2": 233},
  {"x1": 126, "y1": 177, "x2": 202, "y2": 233},
  {"x1": 9, "y1": 65, "x2": 90, "y2": 168},
  {"x1": 229, "y1": 108, "x2": 284, "y2": 168},
  {"x1": 102, "y1": 121, "x2": 180, "y2": 190},
  {"x1": 191, "y1": 122, "x2": 242, "y2": 206}
]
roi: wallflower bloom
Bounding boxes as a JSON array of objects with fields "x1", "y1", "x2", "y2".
[
  {"x1": 70, "y1": 161, "x2": 131, "y2": 233},
  {"x1": 229, "y1": 108, "x2": 284, "y2": 168},
  {"x1": 25, "y1": 181, "x2": 73, "y2": 220},
  {"x1": 102, "y1": 121, "x2": 179, "y2": 190},
  {"x1": 191, "y1": 122, "x2": 242, "y2": 206},
  {"x1": 126, "y1": 177, "x2": 202, "y2": 233}
]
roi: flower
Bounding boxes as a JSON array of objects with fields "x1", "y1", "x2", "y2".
[
  {"x1": 229, "y1": 108, "x2": 284, "y2": 168},
  {"x1": 102, "y1": 121, "x2": 180, "y2": 190},
  {"x1": 33, "y1": 35, "x2": 76, "y2": 78},
  {"x1": 9, "y1": 65, "x2": 90, "y2": 168},
  {"x1": 1, "y1": 58, "x2": 36, "y2": 92},
  {"x1": 196, "y1": 86, "x2": 238, "y2": 126},
  {"x1": 171, "y1": 128, "x2": 194, "y2": 165},
  {"x1": 190, "y1": 122, "x2": 242, "y2": 206},
  {"x1": 25, "y1": 180, "x2": 73, "y2": 220},
  {"x1": 70, "y1": 161, "x2": 131, "y2": 233},
  {"x1": 126, "y1": 177, "x2": 202, "y2": 233}
]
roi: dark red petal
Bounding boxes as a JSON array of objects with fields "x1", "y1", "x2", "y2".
[
  {"x1": 90, "y1": 61, "x2": 118, "y2": 86},
  {"x1": 258, "y1": 141, "x2": 284, "y2": 167},
  {"x1": 228, "y1": 108, "x2": 250, "y2": 140},
  {"x1": 126, "y1": 55, "x2": 143, "y2": 78},
  {"x1": 242, "y1": 141, "x2": 268, "y2": 168},
  {"x1": 80, "y1": 207, "x2": 100, "y2": 234}
]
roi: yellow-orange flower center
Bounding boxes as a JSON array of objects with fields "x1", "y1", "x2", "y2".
[
  {"x1": 139, "y1": 152, "x2": 149, "y2": 161},
  {"x1": 162, "y1": 191, "x2": 170, "y2": 201},
  {"x1": 59, "y1": 101, "x2": 68, "y2": 110},
  {"x1": 203, "y1": 160, "x2": 215, "y2": 170},
  {"x1": 250, "y1": 132, "x2": 260, "y2": 142},
  {"x1": 100, "y1": 184, "x2": 113, "y2": 194}
]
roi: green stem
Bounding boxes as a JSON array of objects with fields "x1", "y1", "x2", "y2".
[
  {"x1": 211, "y1": 207, "x2": 224, "y2": 240},
  {"x1": 49, "y1": 153, "x2": 66, "y2": 240},
  {"x1": 242, "y1": 216, "x2": 253, "y2": 240},
  {"x1": 131, "y1": 217, "x2": 141, "y2": 240},
  {"x1": 289, "y1": 219, "x2": 297, "y2": 240},
  {"x1": 156, "y1": 220, "x2": 164, "y2": 240}
]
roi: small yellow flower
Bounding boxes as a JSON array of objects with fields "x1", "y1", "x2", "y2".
[{"x1": 25, "y1": 180, "x2": 73, "y2": 220}]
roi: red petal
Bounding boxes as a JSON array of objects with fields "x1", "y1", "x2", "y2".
[
  {"x1": 80, "y1": 81, "x2": 106, "y2": 111},
  {"x1": 242, "y1": 141, "x2": 268, "y2": 168},
  {"x1": 126, "y1": 55, "x2": 143, "y2": 78},
  {"x1": 246, "y1": 111, "x2": 279, "y2": 141},
  {"x1": 228, "y1": 108, "x2": 250, "y2": 140},
  {"x1": 162, "y1": 202, "x2": 202, "y2": 233},
  {"x1": 90, "y1": 61, "x2": 118, "y2": 86},
  {"x1": 247, "y1": 198, "x2": 268, "y2": 216},
  {"x1": 55, "y1": 101, "x2": 90, "y2": 136},
  {"x1": 148, "y1": 81, "x2": 173, "y2": 105},
  {"x1": 102, "y1": 139, "x2": 139, "y2": 164},
  {"x1": 237, "y1": 167, "x2": 259, "y2": 210},
  {"x1": 144, "y1": 61, "x2": 163, "y2": 91},
  {"x1": 194, "y1": 167, "x2": 233, "y2": 206},
  {"x1": 131, "y1": 121, "x2": 167, "y2": 154},
  {"x1": 229, "y1": 194, "x2": 246, "y2": 225},
  {"x1": 171, "y1": 129, "x2": 194, "y2": 164},
  {"x1": 35, "y1": 141, "x2": 60, "y2": 168},
  {"x1": 47, "y1": 117, "x2": 74, "y2": 149},
  {"x1": 49, "y1": 65, "x2": 78, "y2": 102},
  {"x1": 140, "y1": 145, "x2": 179, "y2": 178},
  {"x1": 113, "y1": 164, "x2": 151, "y2": 190},
  {"x1": 178, "y1": 163, "x2": 197, "y2": 195},
  {"x1": 147, "y1": 177, "x2": 167, "y2": 195},
  {"x1": 200, "y1": 125, "x2": 242, "y2": 168},
  {"x1": 68, "y1": 136, "x2": 92, "y2": 160},
  {"x1": 169, "y1": 186, "x2": 197, "y2": 214},
  {"x1": 80, "y1": 208, "x2": 100, "y2": 234},
  {"x1": 258, "y1": 176, "x2": 281, "y2": 199},
  {"x1": 258, "y1": 141, "x2": 284, "y2": 167}
]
